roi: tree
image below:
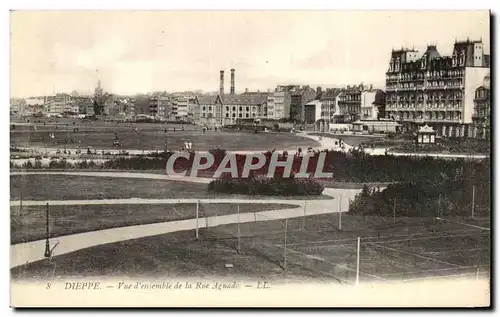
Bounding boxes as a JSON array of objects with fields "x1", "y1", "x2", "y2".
[{"x1": 93, "y1": 80, "x2": 105, "y2": 115}]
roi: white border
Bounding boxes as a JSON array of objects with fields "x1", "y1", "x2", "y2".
[{"x1": 2, "y1": 1, "x2": 498, "y2": 315}]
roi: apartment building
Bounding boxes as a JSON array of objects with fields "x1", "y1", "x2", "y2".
[
  {"x1": 319, "y1": 88, "x2": 342, "y2": 123},
  {"x1": 385, "y1": 38, "x2": 490, "y2": 137},
  {"x1": 266, "y1": 85, "x2": 297, "y2": 120},
  {"x1": 290, "y1": 86, "x2": 317, "y2": 122},
  {"x1": 471, "y1": 73, "x2": 491, "y2": 139}
]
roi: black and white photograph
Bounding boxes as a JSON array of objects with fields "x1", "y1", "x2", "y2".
[{"x1": 8, "y1": 10, "x2": 492, "y2": 307}]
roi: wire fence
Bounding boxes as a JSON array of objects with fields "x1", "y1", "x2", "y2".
[
  {"x1": 20, "y1": 199, "x2": 489, "y2": 284},
  {"x1": 186, "y1": 200, "x2": 490, "y2": 285}
]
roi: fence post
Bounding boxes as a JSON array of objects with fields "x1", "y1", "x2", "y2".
[
  {"x1": 302, "y1": 201, "x2": 307, "y2": 230},
  {"x1": 196, "y1": 200, "x2": 199, "y2": 239},
  {"x1": 339, "y1": 194, "x2": 342, "y2": 230},
  {"x1": 438, "y1": 194, "x2": 441, "y2": 218},
  {"x1": 393, "y1": 198, "x2": 396, "y2": 224},
  {"x1": 237, "y1": 205, "x2": 240, "y2": 254},
  {"x1": 356, "y1": 237, "x2": 360, "y2": 285},
  {"x1": 284, "y1": 218, "x2": 288, "y2": 274},
  {"x1": 471, "y1": 185, "x2": 476, "y2": 219}
]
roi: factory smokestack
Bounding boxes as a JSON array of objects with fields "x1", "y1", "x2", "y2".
[
  {"x1": 230, "y1": 69, "x2": 235, "y2": 95},
  {"x1": 220, "y1": 70, "x2": 225, "y2": 96}
]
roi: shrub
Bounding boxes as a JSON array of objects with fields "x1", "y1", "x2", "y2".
[
  {"x1": 208, "y1": 175, "x2": 324, "y2": 196},
  {"x1": 348, "y1": 163, "x2": 490, "y2": 218},
  {"x1": 23, "y1": 160, "x2": 33, "y2": 169},
  {"x1": 33, "y1": 159, "x2": 43, "y2": 169}
]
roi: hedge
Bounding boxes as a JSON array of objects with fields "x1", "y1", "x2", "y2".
[
  {"x1": 208, "y1": 175, "x2": 325, "y2": 196},
  {"x1": 11, "y1": 148, "x2": 490, "y2": 185},
  {"x1": 348, "y1": 160, "x2": 490, "y2": 217}
]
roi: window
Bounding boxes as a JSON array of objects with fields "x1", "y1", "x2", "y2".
[
  {"x1": 226, "y1": 113, "x2": 229, "y2": 118},
  {"x1": 238, "y1": 113, "x2": 242, "y2": 118},
  {"x1": 232, "y1": 107, "x2": 236, "y2": 111},
  {"x1": 208, "y1": 106, "x2": 212, "y2": 111},
  {"x1": 239, "y1": 106, "x2": 242, "y2": 111},
  {"x1": 226, "y1": 106, "x2": 229, "y2": 111},
  {"x1": 246, "y1": 114, "x2": 249, "y2": 118},
  {"x1": 246, "y1": 107, "x2": 249, "y2": 112},
  {"x1": 202, "y1": 106, "x2": 206, "y2": 111},
  {"x1": 232, "y1": 113, "x2": 236, "y2": 117}
]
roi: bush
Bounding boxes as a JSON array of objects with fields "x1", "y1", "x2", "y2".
[
  {"x1": 23, "y1": 160, "x2": 33, "y2": 169},
  {"x1": 348, "y1": 161, "x2": 490, "y2": 218},
  {"x1": 208, "y1": 175, "x2": 324, "y2": 196},
  {"x1": 33, "y1": 159, "x2": 43, "y2": 169}
]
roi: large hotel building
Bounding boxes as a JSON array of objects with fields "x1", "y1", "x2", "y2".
[{"x1": 385, "y1": 38, "x2": 490, "y2": 137}]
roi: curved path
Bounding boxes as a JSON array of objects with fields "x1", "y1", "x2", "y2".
[
  {"x1": 10, "y1": 171, "x2": 361, "y2": 269},
  {"x1": 301, "y1": 133, "x2": 488, "y2": 159}
]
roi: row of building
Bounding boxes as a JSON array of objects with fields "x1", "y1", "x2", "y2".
[{"x1": 11, "y1": 38, "x2": 490, "y2": 138}]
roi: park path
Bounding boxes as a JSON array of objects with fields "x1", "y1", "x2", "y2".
[
  {"x1": 10, "y1": 198, "x2": 353, "y2": 269},
  {"x1": 301, "y1": 133, "x2": 488, "y2": 159},
  {"x1": 10, "y1": 171, "x2": 361, "y2": 269}
]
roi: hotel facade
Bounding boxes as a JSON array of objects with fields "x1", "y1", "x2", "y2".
[{"x1": 385, "y1": 39, "x2": 490, "y2": 137}]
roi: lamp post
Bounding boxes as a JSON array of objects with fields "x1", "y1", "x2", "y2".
[{"x1": 44, "y1": 203, "x2": 51, "y2": 258}]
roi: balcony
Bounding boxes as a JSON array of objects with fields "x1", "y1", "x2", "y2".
[
  {"x1": 425, "y1": 118, "x2": 462, "y2": 123},
  {"x1": 401, "y1": 117, "x2": 425, "y2": 123}
]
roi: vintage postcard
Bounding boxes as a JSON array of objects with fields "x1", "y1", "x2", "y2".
[{"x1": 9, "y1": 10, "x2": 491, "y2": 307}]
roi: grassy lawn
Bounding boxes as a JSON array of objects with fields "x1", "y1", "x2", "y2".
[
  {"x1": 11, "y1": 128, "x2": 319, "y2": 151},
  {"x1": 10, "y1": 174, "x2": 208, "y2": 200},
  {"x1": 11, "y1": 213, "x2": 490, "y2": 283},
  {"x1": 10, "y1": 174, "x2": 332, "y2": 201},
  {"x1": 11, "y1": 202, "x2": 299, "y2": 244}
]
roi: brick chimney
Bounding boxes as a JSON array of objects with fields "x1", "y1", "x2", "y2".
[
  {"x1": 220, "y1": 70, "x2": 225, "y2": 96},
  {"x1": 230, "y1": 69, "x2": 235, "y2": 95}
]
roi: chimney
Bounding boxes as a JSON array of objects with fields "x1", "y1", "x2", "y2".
[
  {"x1": 219, "y1": 70, "x2": 225, "y2": 96},
  {"x1": 245, "y1": 88, "x2": 249, "y2": 93},
  {"x1": 230, "y1": 69, "x2": 235, "y2": 94}
]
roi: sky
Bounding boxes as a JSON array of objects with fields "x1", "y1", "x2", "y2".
[{"x1": 10, "y1": 10, "x2": 490, "y2": 98}]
